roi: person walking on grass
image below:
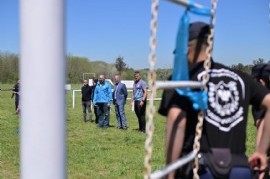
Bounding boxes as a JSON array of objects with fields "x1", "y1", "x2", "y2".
[
  {"x1": 93, "y1": 74, "x2": 112, "y2": 128},
  {"x1": 113, "y1": 74, "x2": 128, "y2": 130},
  {"x1": 81, "y1": 80, "x2": 94, "y2": 123}
]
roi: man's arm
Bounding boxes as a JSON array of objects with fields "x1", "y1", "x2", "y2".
[
  {"x1": 166, "y1": 107, "x2": 186, "y2": 179},
  {"x1": 90, "y1": 86, "x2": 95, "y2": 101},
  {"x1": 257, "y1": 94, "x2": 270, "y2": 154},
  {"x1": 107, "y1": 84, "x2": 112, "y2": 104},
  {"x1": 122, "y1": 84, "x2": 128, "y2": 99},
  {"x1": 93, "y1": 88, "x2": 97, "y2": 104},
  {"x1": 249, "y1": 94, "x2": 270, "y2": 171},
  {"x1": 142, "y1": 87, "x2": 147, "y2": 101},
  {"x1": 130, "y1": 86, "x2": 134, "y2": 108},
  {"x1": 256, "y1": 119, "x2": 264, "y2": 148},
  {"x1": 139, "y1": 82, "x2": 148, "y2": 106}
]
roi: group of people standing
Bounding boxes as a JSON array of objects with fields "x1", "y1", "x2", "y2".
[{"x1": 81, "y1": 71, "x2": 147, "y2": 132}]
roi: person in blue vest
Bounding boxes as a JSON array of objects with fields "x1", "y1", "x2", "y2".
[
  {"x1": 113, "y1": 74, "x2": 128, "y2": 130},
  {"x1": 158, "y1": 21, "x2": 270, "y2": 179},
  {"x1": 93, "y1": 74, "x2": 112, "y2": 128}
]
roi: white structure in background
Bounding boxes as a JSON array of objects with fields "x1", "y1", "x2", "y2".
[
  {"x1": 72, "y1": 80, "x2": 161, "y2": 109},
  {"x1": 65, "y1": 84, "x2": 71, "y2": 91},
  {"x1": 121, "y1": 80, "x2": 134, "y2": 89},
  {"x1": 83, "y1": 72, "x2": 96, "y2": 80},
  {"x1": 88, "y1": 79, "x2": 93, "y2": 86},
  {"x1": 83, "y1": 73, "x2": 96, "y2": 86},
  {"x1": 20, "y1": 0, "x2": 66, "y2": 179}
]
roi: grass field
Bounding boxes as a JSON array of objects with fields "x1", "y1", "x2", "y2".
[{"x1": 0, "y1": 84, "x2": 257, "y2": 178}]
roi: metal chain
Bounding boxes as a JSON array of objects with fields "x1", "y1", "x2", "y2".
[
  {"x1": 144, "y1": 0, "x2": 159, "y2": 178},
  {"x1": 145, "y1": 0, "x2": 218, "y2": 178},
  {"x1": 192, "y1": 0, "x2": 218, "y2": 179}
]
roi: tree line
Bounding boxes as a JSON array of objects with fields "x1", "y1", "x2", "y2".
[{"x1": 0, "y1": 51, "x2": 269, "y2": 84}]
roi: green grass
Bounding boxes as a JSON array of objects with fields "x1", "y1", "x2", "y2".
[{"x1": 0, "y1": 84, "x2": 257, "y2": 178}]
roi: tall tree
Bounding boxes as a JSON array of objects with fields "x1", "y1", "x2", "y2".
[
  {"x1": 253, "y1": 58, "x2": 265, "y2": 65},
  {"x1": 231, "y1": 63, "x2": 252, "y2": 74},
  {"x1": 115, "y1": 56, "x2": 127, "y2": 75}
]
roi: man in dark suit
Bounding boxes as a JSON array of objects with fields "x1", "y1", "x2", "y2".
[{"x1": 113, "y1": 74, "x2": 128, "y2": 130}]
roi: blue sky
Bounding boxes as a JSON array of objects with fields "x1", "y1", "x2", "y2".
[{"x1": 0, "y1": 0, "x2": 269, "y2": 69}]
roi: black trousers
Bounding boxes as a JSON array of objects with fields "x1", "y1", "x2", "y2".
[
  {"x1": 93, "y1": 105, "x2": 98, "y2": 124},
  {"x1": 134, "y1": 100, "x2": 146, "y2": 132}
]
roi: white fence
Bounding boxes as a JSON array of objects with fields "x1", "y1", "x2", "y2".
[{"x1": 72, "y1": 89, "x2": 161, "y2": 109}]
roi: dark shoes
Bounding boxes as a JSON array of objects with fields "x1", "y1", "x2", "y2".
[
  {"x1": 83, "y1": 119, "x2": 94, "y2": 123},
  {"x1": 117, "y1": 126, "x2": 128, "y2": 130}
]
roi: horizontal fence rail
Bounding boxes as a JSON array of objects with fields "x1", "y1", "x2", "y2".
[{"x1": 150, "y1": 151, "x2": 197, "y2": 179}]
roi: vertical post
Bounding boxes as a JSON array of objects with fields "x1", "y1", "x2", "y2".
[
  {"x1": 72, "y1": 90, "x2": 75, "y2": 109},
  {"x1": 20, "y1": 0, "x2": 66, "y2": 179}
]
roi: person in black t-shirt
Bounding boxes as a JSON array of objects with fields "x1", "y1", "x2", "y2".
[
  {"x1": 251, "y1": 64, "x2": 270, "y2": 159},
  {"x1": 158, "y1": 22, "x2": 270, "y2": 179},
  {"x1": 251, "y1": 64, "x2": 270, "y2": 127},
  {"x1": 81, "y1": 80, "x2": 93, "y2": 123}
]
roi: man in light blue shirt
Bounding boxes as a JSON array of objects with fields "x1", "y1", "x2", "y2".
[
  {"x1": 130, "y1": 71, "x2": 147, "y2": 132},
  {"x1": 93, "y1": 74, "x2": 112, "y2": 128}
]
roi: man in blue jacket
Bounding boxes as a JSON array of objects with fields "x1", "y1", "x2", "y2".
[
  {"x1": 93, "y1": 74, "x2": 112, "y2": 128},
  {"x1": 113, "y1": 74, "x2": 128, "y2": 130}
]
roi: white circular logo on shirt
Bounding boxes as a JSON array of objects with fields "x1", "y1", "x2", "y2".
[
  {"x1": 198, "y1": 68, "x2": 245, "y2": 132},
  {"x1": 209, "y1": 81, "x2": 239, "y2": 117}
]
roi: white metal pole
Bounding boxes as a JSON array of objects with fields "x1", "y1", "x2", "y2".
[
  {"x1": 20, "y1": 0, "x2": 66, "y2": 179},
  {"x1": 155, "y1": 81, "x2": 204, "y2": 89},
  {"x1": 72, "y1": 90, "x2": 75, "y2": 109}
]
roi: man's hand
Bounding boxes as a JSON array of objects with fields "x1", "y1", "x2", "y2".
[
  {"x1": 130, "y1": 100, "x2": 134, "y2": 111},
  {"x1": 249, "y1": 152, "x2": 267, "y2": 179}
]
